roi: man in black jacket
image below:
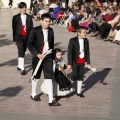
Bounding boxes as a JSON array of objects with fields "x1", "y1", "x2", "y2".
[
  {"x1": 12, "y1": 2, "x2": 33, "y2": 75},
  {"x1": 28, "y1": 13, "x2": 60, "y2": 106},
  {"x1": 67, "y1": 26, "x2": 90, "y2": 98}
]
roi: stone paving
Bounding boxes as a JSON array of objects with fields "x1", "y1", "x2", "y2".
[{"x1": 0, "y1": 8, "x2": 120, "y2": 120}]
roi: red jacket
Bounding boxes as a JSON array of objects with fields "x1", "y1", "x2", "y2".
[{"x1": 102, "y1": 14, "x2": 114, "y2": 23}]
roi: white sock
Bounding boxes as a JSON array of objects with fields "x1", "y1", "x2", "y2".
[
  {"x1": 44, "y1": 79, "x2": 53, "y2": 103},
  {"x1": 18, "y1": 57, "x2": 24, "y2": 70},
  {"x1": 31, "y1": 79, "x2": 38, "y2": 98},
  {"x1": 77, "y1": 80, "x2": 82, "y2": 94}
]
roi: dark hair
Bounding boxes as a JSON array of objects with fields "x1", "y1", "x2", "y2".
[
  {"x1": 19, "y1": 2, "x2": 27, "y2": 8},
  {"x1": 54, "y1": 48, "x2": 62, "y2": 55},
  {"x1": 111, "y1": 7, "x2": 116, "y2": 12},
  {"x1": 116, "y1": 6, "x2": 120, "y2": 11},
  {"x1": 86, "y1": 7, "x2": 92, "y2": 15},
  {"x1": 76, "y1": 26, "x2": 87, "y2": 33},
  {"x1": 41, "y1": 13, "x2": 51, "y2": 20},
  {"x1": 74, "y1": 1, "x2": 80, "y2": 8},
  {"x1": 69, "y1": 9, "x2": 73, "y2": 13},
  {"x1": 95, "y1": 8, "x2": 102, "y2": 16},
  {"x1": 80, "y1": 4, "x2": 85, "y2": 10}
]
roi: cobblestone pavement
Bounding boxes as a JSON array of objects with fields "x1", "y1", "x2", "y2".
[{"x1": 0, "y1": 9, "x2": 120, "y2": 120}]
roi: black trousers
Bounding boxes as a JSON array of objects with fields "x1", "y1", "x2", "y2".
[
  {"x1": 16, "y1": 36, "x2": 28, "y2": 57},
  {"x1": 32, "y1": 57, "x2": 53, "y2": 79},
  {"x1": 89, "y1": 22, "x2": 99, "y2": 32},
  {"x1": 72, "y1": 20, "x2": 79, "y2": 30},
  {"x1": 71, "y1": 63, "x2": 85, "y2": 81},
  {"x1": 99, "y1": 23, "x2": 112, "y2": 38}
]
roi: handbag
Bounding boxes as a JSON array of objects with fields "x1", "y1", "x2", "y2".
[
  {"x1": 80, "y1": 22, "x2": 89, "y2": 28},
  {"x1": 68, "y1": 25, "x2": 75, "y2": 32}
]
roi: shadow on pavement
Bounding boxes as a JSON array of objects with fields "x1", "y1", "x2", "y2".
[
  {"x1": 65, "y1": 68, "x2": 111, "y2": 96},
  {"x1": 0, "y1": 53, "x2": 32, "y2": 67},
  {"x1": 0, "y1": 86, "x2": 23, "y2": 101},
  {"x1": 82, "y1": 68, "x2": 111, "y2": 94},
  {"x1": 0, "y1": 39, "x2": 12, "y2": 47},
  {"x1": 0, "y1": 34, "x2": 7, "y2": 38},
  {"x1": 54, "y1": 42, "x2": 62, "y2": 47}
]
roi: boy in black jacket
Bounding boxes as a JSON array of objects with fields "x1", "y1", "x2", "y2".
[
  {"x1": 28, "y1": 13, "x2": 60, "y2": 106},
  {"x1": 12, "y1": 2, "x2": 33, "y2": 75},
  {"x1": 67, "y1": 26, "x2": 90, "y2": 98}
]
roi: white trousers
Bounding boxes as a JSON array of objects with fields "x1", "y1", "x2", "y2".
[
  {"x1": 44, "y1": 79, "x2": 53, "y2": 103},
  {"x1": 31, "y1": 79, "x2": 38, "y2": 98},
  {"x1": 18, "y1": 57, "x2": 24, "y2": 70},
  {"x1": 31, "y1": 79, "x2": 53, "y2": 103},
  {"x1": 77, "y1": 80, "x2": 82, "y2": 94}
]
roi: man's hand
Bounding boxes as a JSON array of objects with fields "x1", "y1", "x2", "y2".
[
  {"x1": 37, "y1": 54, "x2": 45, "y2": 60},
  {"x1": 67, "y1": 65, "x2": 72, "y2": 70}
]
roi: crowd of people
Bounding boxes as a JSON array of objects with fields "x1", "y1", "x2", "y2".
[
  {"x1": 12, "y1": 1, "x2": 120, "y2": 107},
  {"x1": 29, "y1": 0, "x2": 120, "y2": 45}
]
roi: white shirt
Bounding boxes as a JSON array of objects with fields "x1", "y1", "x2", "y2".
[
  {"x1": 68, "y1": 13, "x2": 74, "y2": 19},
  {"x1": 49, "y1": 3, "x2": 58, "y2": 9},
  {"x1": 78, "y1": 38, "x2": 84, "y2": 58},
  {"x1": 42, "y1": 29, "x2": 49, "y2": 54},
  {"x1": 21, "y1": 13, "x2": 26, "y2": 25}
]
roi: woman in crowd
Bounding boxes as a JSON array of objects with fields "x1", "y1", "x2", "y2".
[
  {"x1": 89, "y1": 8, "x2": 103, "y2": 37},
  {"x1": 79, "y1": 7, "x2": 93, "y2": 28},
  {"x1": 97, "y1": 8, "x2": 114, "y2": 39}
]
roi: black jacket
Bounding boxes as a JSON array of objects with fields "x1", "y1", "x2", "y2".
[
  {"x1": 67, "y1": 36, "x2": 90, "y2": 65},
  {"x1": 12, "y1": 13, "x2": 33, "y2": 42},
  {"x1": 28, "y1": 25, "x2": 54, "y2": 58}
]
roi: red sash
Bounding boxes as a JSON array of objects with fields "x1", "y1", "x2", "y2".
[
  {"x1": 21, "y1": 25, "x2": 26, "y2": 36},
  {"x1": 40, "y1": 43, "x2": 45, "y2": 54},
  {"x1": 76, "y1": 52, "x2": 86, "y2": 64}
]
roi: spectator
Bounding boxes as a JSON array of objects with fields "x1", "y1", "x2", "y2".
[
  {"x1": 79, "y1": 7, "x2": 93, "y2": 28},
  {"x1": 64, "y1": 9, "x2": 74, "y2": 28},
  {"x1": 111, "y1": 7, "x2": 118, "y2": 18},
  {"x1": 50, "y1": 2, "x2": 61, "y2": 20},
  {"x1": 89, "y1": 8, "x2": 104, "y2": 37},
  {"x1": 67, "y1": 1, "x2": 80, "y2": 28},
  {"x1": 102, "y1": 8, "x2": 114, "y2": 23},
  {"x1": 104, "y1": 7, "x2": 120, "y2": 41},
  {"x1": 97, "y1": 8, "x2": 114, "y2": 39}
]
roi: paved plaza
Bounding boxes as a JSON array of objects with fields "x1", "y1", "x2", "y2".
[{"x1": 0, "y1": 9, "x2": 120, "y2": 120}]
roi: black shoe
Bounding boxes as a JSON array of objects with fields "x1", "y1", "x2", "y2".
[
  {"x1": 49, "y1": 100, "x2": 61, "y2": 106},
  {"x1": 31, "y1": 95, "x2": 41, "y2": 101},
  {"x1": 54, "y1": 96, "x2": 62, "y2": 102},
  {"x1": 17, "y1": 67, "x2": 21, "y2": 71},
  {"x1": 77, "y1": 93, "x2": 85, "y2": 98},
  {"x1": 21, "y1": 70, "x2": 26, "y2": 75}
]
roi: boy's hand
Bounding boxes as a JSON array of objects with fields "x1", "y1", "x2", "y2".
[
  {"x1": 37, "y1": 54, "x2": 45, "y2": 60},
  {"x1": 86, "y1": 64, "x2": 91, "y2": 69},
  {"x1": 67, "y1": 65, "x2": 71, "y2": 70},
  {"x1": 53, "y1": 60, "x2": 55, "y2": 64},
  {"x1": 13, "y1": 42, "x2": 16, "y2": 45}
]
